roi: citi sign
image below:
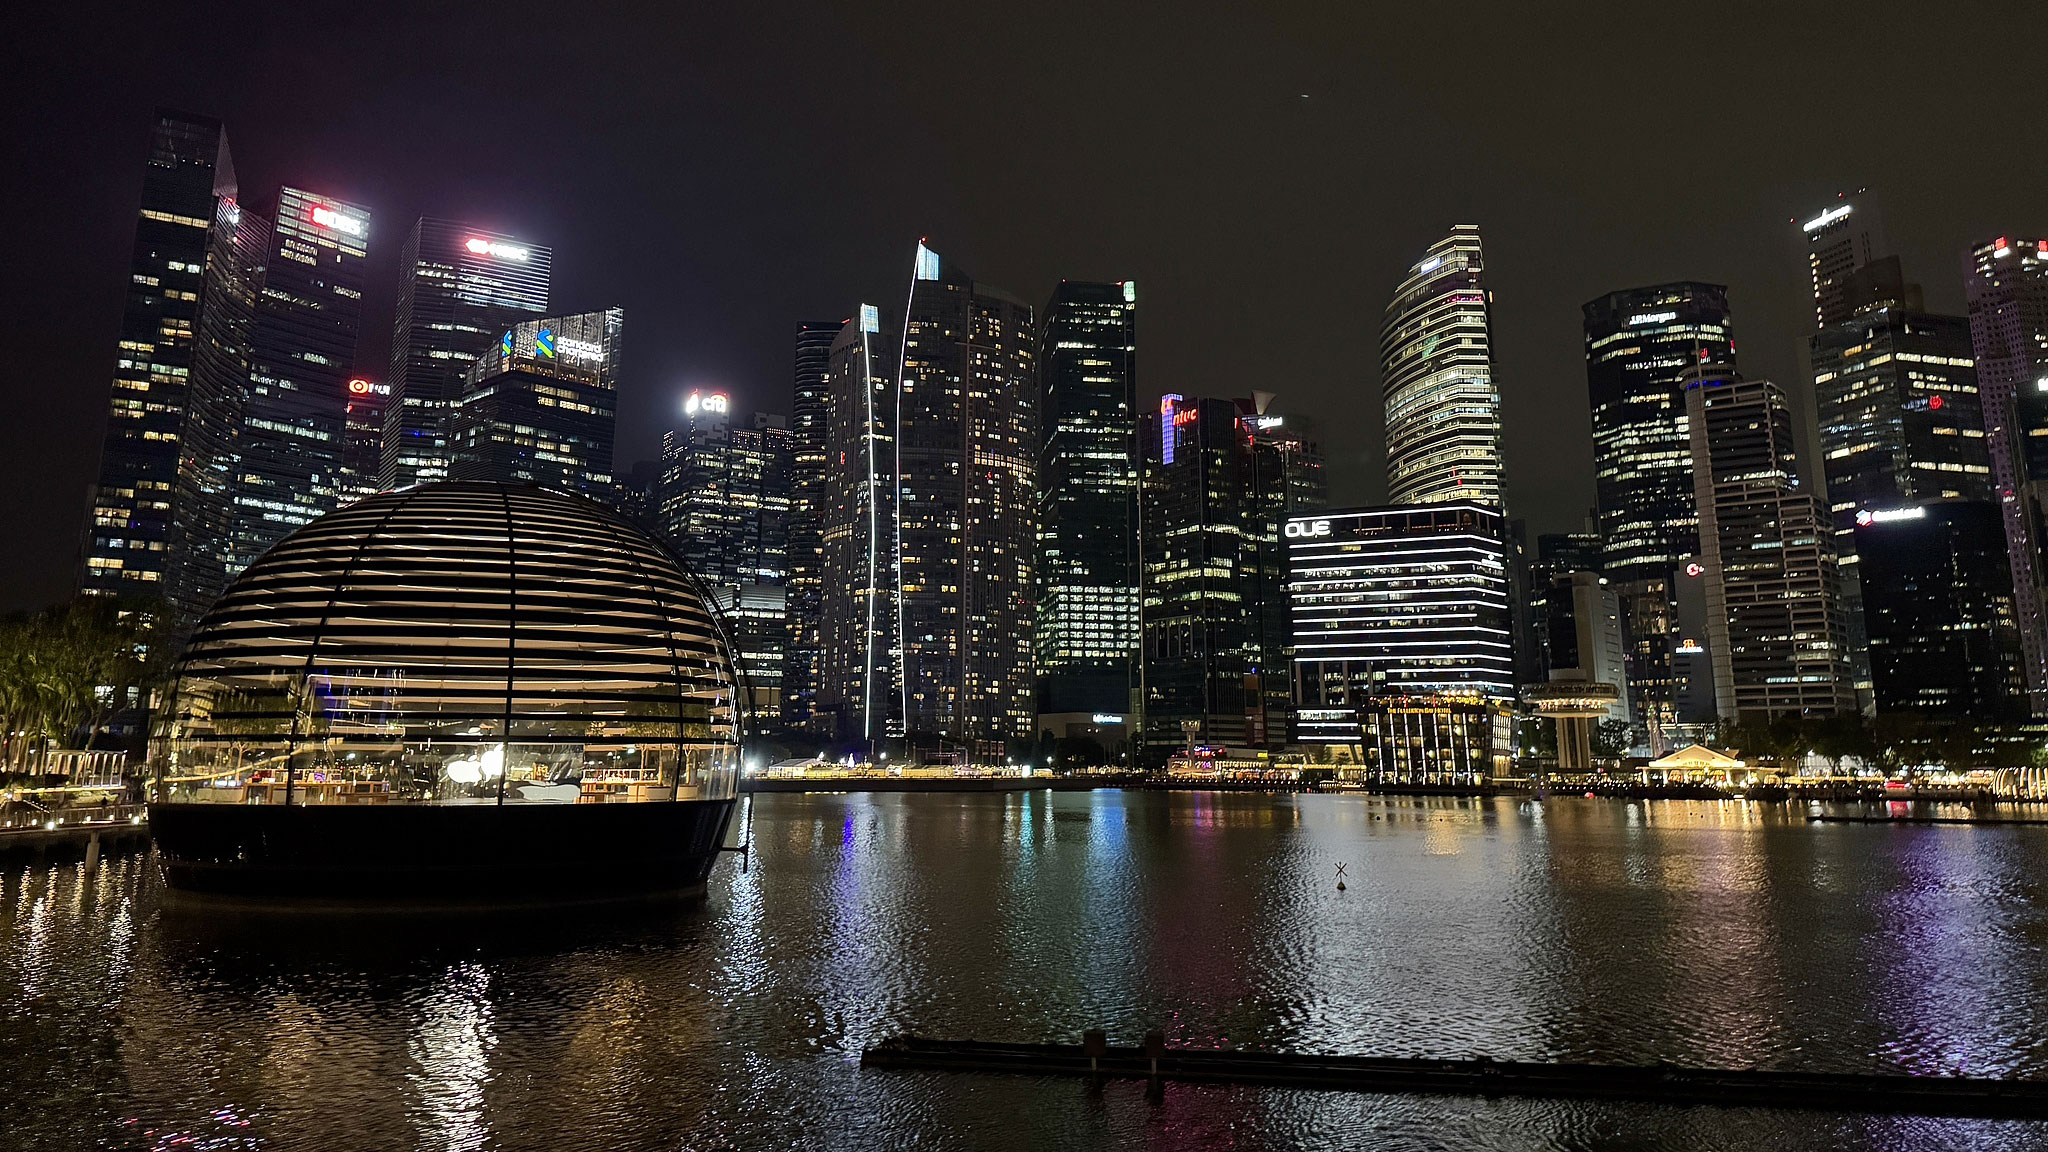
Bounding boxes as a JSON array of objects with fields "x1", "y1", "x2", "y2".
[{"x1": 1285, "y1": 519, "x2": 1333, "y2": 539}]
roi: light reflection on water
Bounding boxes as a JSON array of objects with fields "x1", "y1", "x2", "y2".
[{"x1": 5, "y1": 793, "x2": 2048, "y2": 1150}]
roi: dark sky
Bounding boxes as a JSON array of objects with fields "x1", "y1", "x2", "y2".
[{"x1": 5, "y1": 0, "x2": 2045, "y2": 612}]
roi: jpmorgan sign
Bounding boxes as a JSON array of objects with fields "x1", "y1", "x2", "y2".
[{"x1": 1285, "y1": 519, "x2": 1333, "y2": 539}]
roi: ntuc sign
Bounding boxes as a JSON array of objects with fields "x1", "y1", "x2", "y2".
[{"x1": 1284, "y1": 519, "x2": 1332, "y2": 539}]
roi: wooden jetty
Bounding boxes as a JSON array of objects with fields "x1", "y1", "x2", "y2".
[{"x1": 861, "y1": 1034, "x2": 2048, "y2": 1119}]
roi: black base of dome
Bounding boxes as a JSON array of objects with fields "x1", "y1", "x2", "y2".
[{"x1": 148, "y1": 798, "x2": 737, "y2": 912}]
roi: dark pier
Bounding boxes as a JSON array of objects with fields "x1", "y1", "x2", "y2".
[{"x1": 861, "y1": 1034, "x2": 2048, "y2": 1119}]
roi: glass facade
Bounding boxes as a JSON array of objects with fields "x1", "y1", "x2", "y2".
[
  {"x1": 81, "y1": 109, "x2": 234, "y2": 600},
  {"x1": 1855, "y1": 501, "x2": 2026, "y2": 719},
  {"x1": 815, "y1": 309, "x2": 900, "y2": 746},
  {"x1": 153, "y1": 483, "x2": 740, "y2": 806},
  {"x1": 782, "y1": 319, "x2": 843, "y2": 734},
  {"x1": 1964, "y1": 236, "x2": 2048, "y2": 715},
  {"x1": 1380, "y1": 227, "x2": 1501, "y2": 508},
  {"x1": 383, "y1": 219, "x2": 552, "y2": 487},
  {"x1": 1035, "y1": 281, "x2": 1139, "y2": 718},
  {"x1": 450, "y1": 308, "x2": 622, "y2": 499}
]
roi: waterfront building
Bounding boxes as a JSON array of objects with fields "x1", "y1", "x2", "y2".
[
  {"x1": 381, "y1": 219, "x2": 551, "y2": 487},
  {"x1": 659, "y1": 398, "x2": 795, "y2": 724},
  {"x1": 1802, "y1": 192, "x2": 1887, "y2": 330},
  {"x1": 1685, "y1": 368, "x2": 1855, "y2": 719},
  {"x1": 1380, "y1": 227, "x2": 1501, "y2": 508},
  {"x1": 1582, "y1": 282, "x2": 1735, "y2": 739},
  {"x1": 166, "y1": 187, "x2": 370, "y2": 632},
  {"x1": 1538, "y1": 571, "x2": 1632, "y2": 724},
  {"x1": 814, "y1": 306, "x2": 901, "y2": 749},
  {"x1": 81, "y1": 109, "x2": 234, "y2": 600},
  {"x1": 339, "y1": 377, "x2": 391, "y2": 503},
  {"x1": 1854, "y1": 501, "x2": 2026, "y2": 719},
  {"x1": 1964, "y1": 235, "x2": 2048, "y2": 714},
  {"x1": 783, "y1": 319, "x2": 844, "y2": 734},
  {"x1": 1138, "y1": 396, "x2": 1293, "y2": 758},
  {"x1": 1035, "y1": 281, "x2": 1140, "y2": 726},
  {"x1": 449, "y1": 308, "x2": 622, "y2": 499},
  {"x1": 1285, "y1": 502, "x2": 1514, "y2": 781}
]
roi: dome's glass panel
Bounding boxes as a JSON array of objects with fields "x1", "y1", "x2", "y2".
[{"x1": 153, "y1": 483, "x2": 740, "y2": 805}]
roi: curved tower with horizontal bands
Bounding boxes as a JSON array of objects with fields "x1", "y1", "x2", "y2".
[{"x1": 1380, "y1": 227, "x2": 1501, "y2": 508}]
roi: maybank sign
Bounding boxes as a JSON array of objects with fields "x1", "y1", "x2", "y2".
[
  {"x1": 1285, "y1": 519, "x2": 1333, "y2": 539},
  {"x1": 1803, "y1": 204, "x2": 1853, "y2": 233}
]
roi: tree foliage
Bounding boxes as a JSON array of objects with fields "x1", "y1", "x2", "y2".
[{"x1": 0, "y1": 597, "x2": 163, "y2": 770}]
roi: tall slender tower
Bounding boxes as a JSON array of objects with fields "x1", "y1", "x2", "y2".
[
  {"x1": 1582, "y1": 283, "x2": 1734, "y2": 738},
  {"x1": 382, "y1": 219, "x2": 552, "y2": 487},
  {"x1": 783, "y1": 319, "x2": 844, "y2": 733},
  {"x1": 80, "y1": 110, "x2": 235, "y2": 600},
  {"x1": 1380, "y1": 227, "x2": 1502, "y2": 508},
  {"x1": 1035, "y1": 281, "x2": 1139, "y2": 724},
  {"x1": 815, "y1": 307, "x2": 900, "y2": 747},
  {"x1": 1965, "y1": 235, "x2": 2048, "y2": 714}
]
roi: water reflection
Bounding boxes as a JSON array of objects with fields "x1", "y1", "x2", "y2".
[{"x1": 7, "y1": 794, "x2": 2048, "y2": 1150}]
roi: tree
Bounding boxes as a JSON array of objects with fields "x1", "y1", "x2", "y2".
[{"x1": 0, "y1": 597, "x2": 162, "y2": 772}]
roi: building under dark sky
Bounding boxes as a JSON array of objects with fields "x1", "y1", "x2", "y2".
[
  {"x1": 449, "y1": 308, "x2": 622, "y2": 499},
  {"x1": 10, "y1": 2, "x2": 2048, "y2": 612}
]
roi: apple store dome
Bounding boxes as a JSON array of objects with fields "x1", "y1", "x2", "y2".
[{"x1": 153, "y1": 482, "x2": 740, "y2": 808}]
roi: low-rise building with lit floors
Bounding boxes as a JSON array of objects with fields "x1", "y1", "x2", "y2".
[{"x1": 1286, "y1": 503, "x2": 1515, "y2": 785}]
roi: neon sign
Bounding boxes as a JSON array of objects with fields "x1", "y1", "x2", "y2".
[
  {"x1": 464, "y1": 237, "x2": 529, "y2": 261},
  {"x1": 1161, "y1": 394, "x2": 1184, "y2": 464},
  {"x1": 535, "y1": 329, "x2": 556, "y2": 358},
  {"x1": 556, "y1": 336, "x2": 604, "y2": 364},
  {"x1": 685, "y1": 391, "x2": 729, "y2": 417},
  {"x1": 346, "y1": 378, "x2": 390, "y2": 397},
  {"x1": 1284, "y1": 519, "x2": 1332, "y2": 539},
  {"x1": 1685, "y1": 562, "x2": 1705, "y2": 577},
  {"x1": 1802, "y1": 204, "x2": 1852, "y2": 233},
  {"x1": 1628, "y1": 310, "x2": 1678, "y2": 326},
  {"x1": 309, "y1": 205, "x2": 364, "y2": 237},
  {"x1": 1856, "y1": 506, "x2": 1925, "y2": 526}
]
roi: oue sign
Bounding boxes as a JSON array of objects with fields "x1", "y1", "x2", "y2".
[{"x1": 1285, "y1": 519, "x2": 1333, "y2": 539}]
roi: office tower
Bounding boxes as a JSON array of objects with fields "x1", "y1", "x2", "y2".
[
  {"x1": 449, "y1": 308, "x2": 621, "y2": 498},
  {"x1": 1854, "y1": 501, "x2": 2026, "y2": 719},
  {"x1": 1965, "y1": 235, "x2": 2048, "y2": 714},
  {"x1": 383, "y1": 219, "x2": 552, "y2": 487},
  {"x1": 1285, "y1": 503, "x2": 1514, "y2": 782},
  {"x1": 814, "y1": 306, "x2": 900, "y2": 747},
  {"x1": 614, "y1": 458, "x2": 662, "y2": 530},
  {"x1": 1538, "y1": 571, "x2": 1632, "y2": 723},
  {"x1": 1525, "y1": 527, "x2": 1601, "y2": 679},
  {"x1": 1802, "y1": 192, "x2": 1887, "y2": 330},
  {"x1": 1240, "y1": 397, "x2": 1328, "y2": 514},
  {"x1": 1581, "y1": 283, "x2": 1734, "y2": 740},
  {"x1": 1138, "y1": 396, "x2": 1293, "y2": 756},
  {"x1": 167, "y1": 187, "x2": 370, "y2": 630},
  {"x1": 1686, "y1": 369, "x2": 1854, "y2": 719},
  {"x1": 339, "y1": 377, "x2": 391, "y2": 503},
  {"x1": 1380, "y1": 226, "x2": 1502, "y2": 508},
  {"x1": 1035, "y1": 280, "x2": 1139, "y2": 729},
  {"x1": 892, "y1": 244, "x2": 1037, "y2": 760},
  {"x1": 659, "y1": 400, "x2": 796, "y2": 724},
  {"x1": 783, "y1": 319, "x2": 843, "y2": 733},
  {"x1": 81, "y1": 110, "x2": 234, "y2": 599}
]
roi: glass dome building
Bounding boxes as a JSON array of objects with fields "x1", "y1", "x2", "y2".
[{"x1": 149, "y1": 482, "x2": 742, "y2": 908}]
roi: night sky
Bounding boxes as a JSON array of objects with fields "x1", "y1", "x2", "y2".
[{"x1": 5, "y1": 1, "x2": 2044, "y2": 612}]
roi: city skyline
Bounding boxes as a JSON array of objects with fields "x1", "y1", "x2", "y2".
[{"x1": 8, "y1": 2, "x2": 2043, "y2": 612}]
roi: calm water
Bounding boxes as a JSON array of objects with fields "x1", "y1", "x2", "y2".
[{"x1": 7, "y1": 792, "x2": 2048, "y2": 1151}]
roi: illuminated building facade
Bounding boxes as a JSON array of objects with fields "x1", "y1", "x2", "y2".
[
  {"x1": 167, "y1": 187, "x2": 370, "y2": 632},
  {"x1": 1964, "y1": 235, "x2": 2048, "y2": 714},
  {"x1": 1380, "y1": 226, "x2": 1501, "y2": 508},
  {"x1": 1854, "y1": 501, "x2": 2026, "y2": 719},
  {"x1": 783, "y1": 319, "x2": 844, "y2": 733},
  {"x1": 1285, "y1": 503, "x2": 1514, "y2": 781},
  {"x1": 1035, "y1": 280, "x2": 1139, "y2": 722},
  {"x1": 1582, "y1": 283, "x2": 1733, "y2": 739},
  {"x1": 82, "y1": 109, "x2": 234, "y2": 599},
  {"x1": 1686, "y1": 369, "x2": 1854, "y2": 719},
  {"x1": 815, "y1": 306, "x2": 900, "y2": 748},
  {"x1": 1138, "y1": 396, "x2": 1296, "y2": 757},
  {"x1": 1802, "y1": 192, "x2": 1887, "y2": 330},
  {"x1": 449, "y1": 308, "x2": 621, "y2": 499},
  {"x1": 339, "y1": 377, "x2": 391, "y2": 503},
  {"x1": 659, "y1": 398, "x2": 795, "y2": 724},
  {"x1": 382, "y1": 219, "x2": 552, "y2": 487}
]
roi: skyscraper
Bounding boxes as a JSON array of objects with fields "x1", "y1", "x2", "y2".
[
  {"x1": 1802, "y1": 192, "x2": 1887, "y2": 330},
  {"x1": 815, "y1": 306, "x2": 900, "y2": 747},
  {"x1": 1035, "y1": 280, "x2": 1139, "y2": 725},
  {"x1": 449, "y1": 308, "x2": 621, "y2": 499},
  {"x1": 1285, "y1": 502, "x2": 1514, "y2": 781},
  {"x1": 166, "y1": 187, "x2": 370, "y2": 630},
  {"x1": 782, "y1": 319, "x2": 844, "y2": 733},
  {"x1": 1686, "y1": 369, "x2": 1854, "y2": 719},
  {"x1": 1380, "y1": 227, "x2": 1501, "y2": 508},
  {"x1": 383, "y1": 219, "x2": 552, "y2": 487},
  {"x1": 339, "y1": 376, "x2": 391, "y2": 503},
  {"x1": 1854, "y1": 501, "x2": 2026, "y2": 719},
  {"x1": 1139, "y1": 395, "x2": 1293, "y2": 756},
  {"x1": 1582, "y1": 283, "x2": 1735, "y2": 738},
  {"x1": 81, "y1": 110, "x2": 234, "y2": 600},
  {"x1": 1964, "y1": 235, "x2": 2048, "y2": 714}
]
